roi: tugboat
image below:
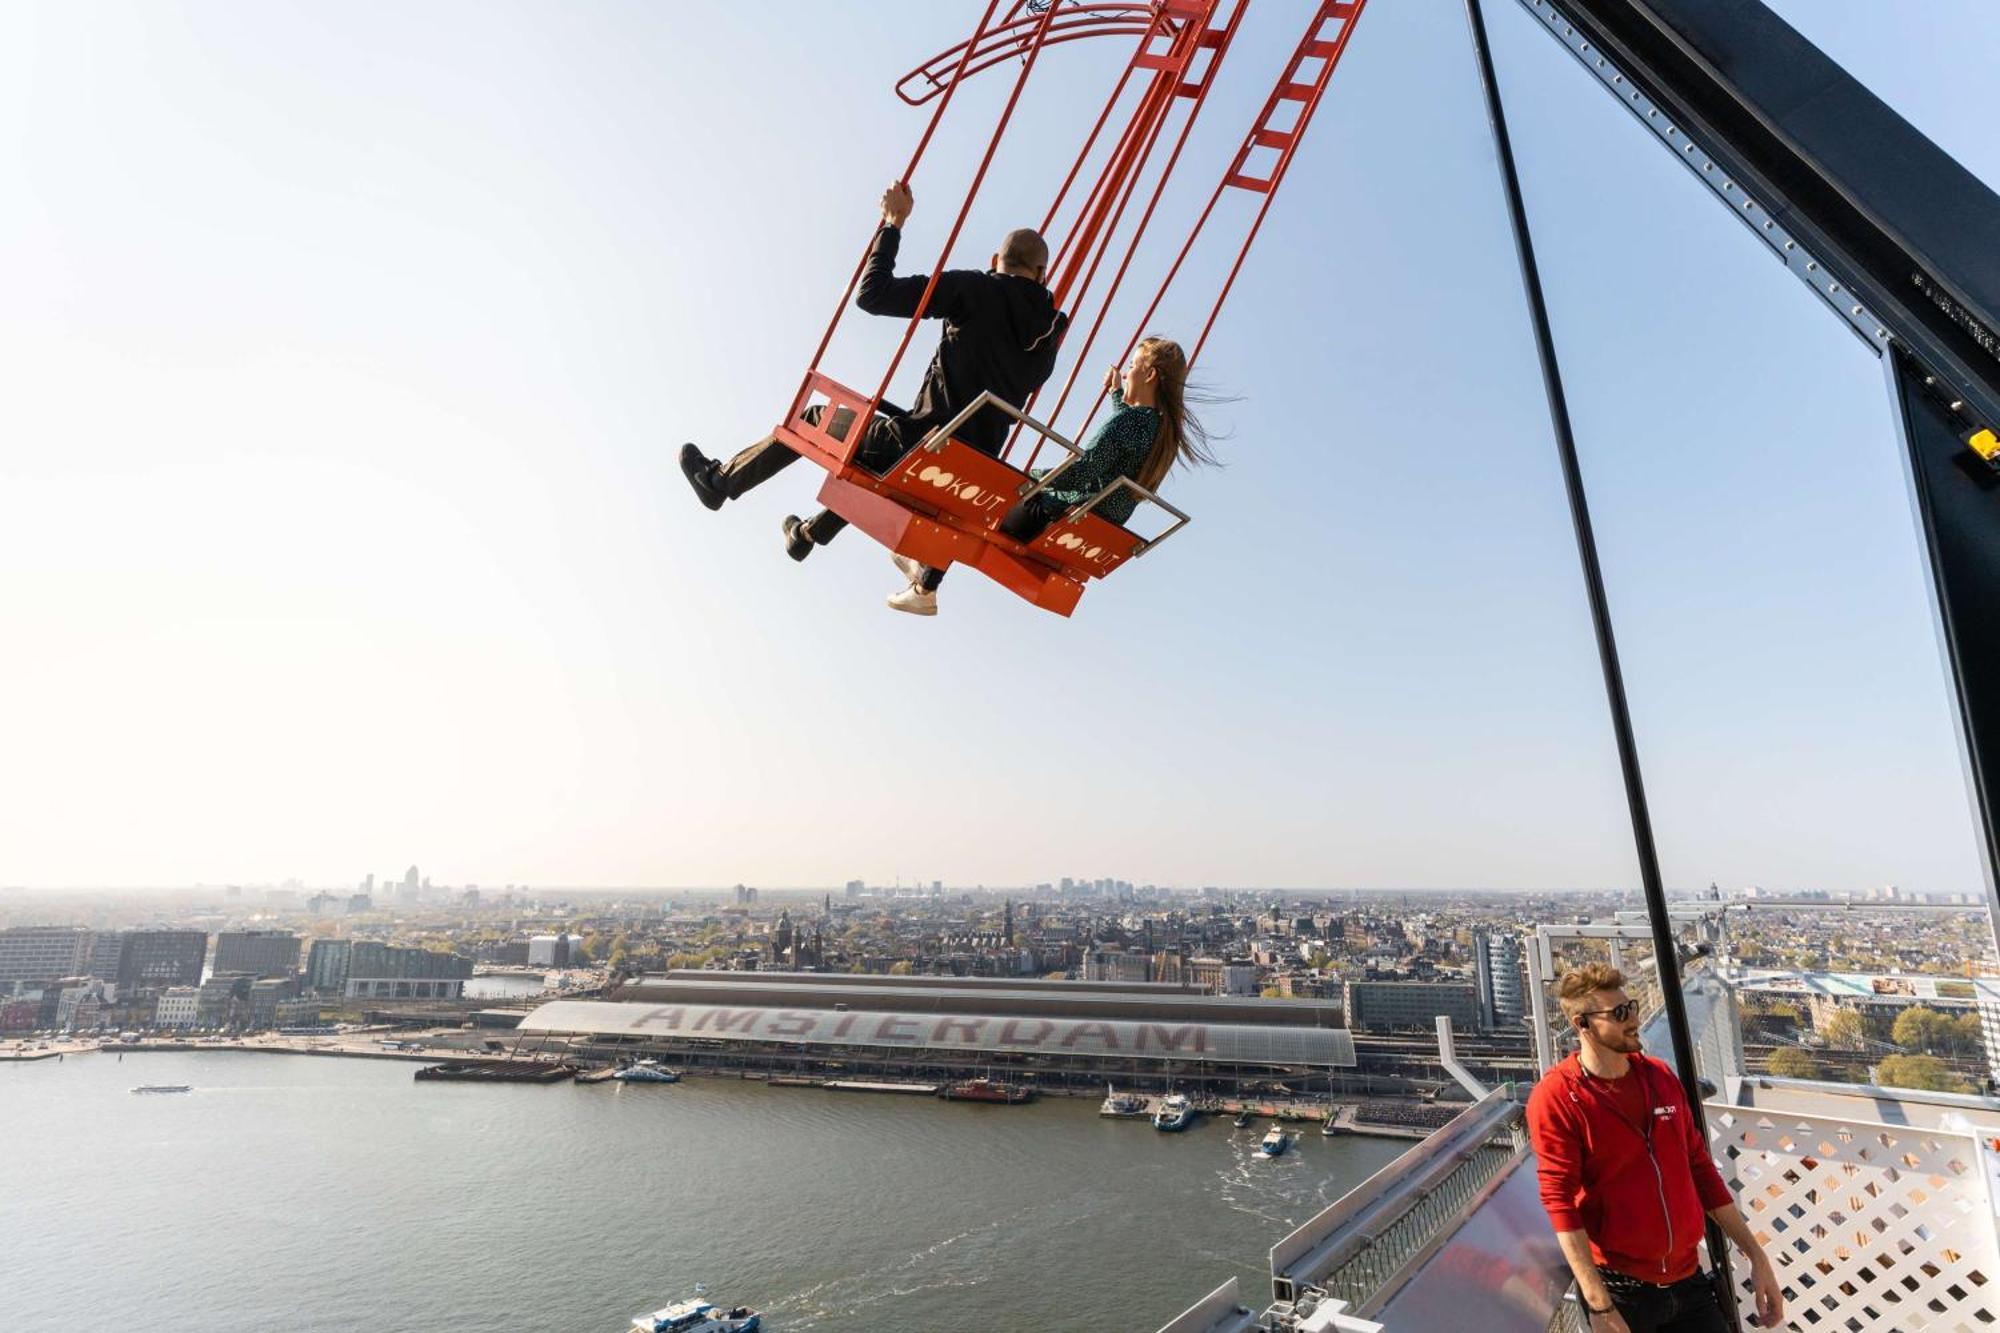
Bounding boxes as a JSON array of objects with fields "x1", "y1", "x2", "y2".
[
  {"x1": 1100, "y1": 1085, "x2": 1150, "y2": 1118},
  {"x1": 1153, "y1": 1093, "x2": 1195, "y2": 1132},
  {"x1": 940, "y1": 1077, "x2": 1034, "y2": 1103},
  {"x1": 1259, "y1": 1126, "x2": 1293, "y2": 1157},
  {"x1": 630, "y1": 1294, "x2": 760, "y2": 1331},
  {"x1": 612, "y1": 1059, "x2": 681, "y2": 1084}
]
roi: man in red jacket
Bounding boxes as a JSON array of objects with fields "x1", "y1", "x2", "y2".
[{"x1": 1526, "y1": 962, "x2": 1785, "y2": 1332}]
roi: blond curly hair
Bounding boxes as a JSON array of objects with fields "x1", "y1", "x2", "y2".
[{"x1": 1556, "y1": 961, "x2": 1626, "y2": 1019}]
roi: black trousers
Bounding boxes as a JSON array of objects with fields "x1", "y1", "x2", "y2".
[
  {"x1": 1601, "y1": 1272, "x2": 1730, "y2": 1333},
  {"x1": 717, "y1": 401, "x2": 912, "y2": 544},
  {"x1": 916, "y1": 503, "x2": 1051, "y2": 592}
]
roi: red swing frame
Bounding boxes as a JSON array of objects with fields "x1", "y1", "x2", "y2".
[{"x1": 767, "y1": 0, "x2": 1371, "y2": 616}]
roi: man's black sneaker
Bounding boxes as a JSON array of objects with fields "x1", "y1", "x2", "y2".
[
  {"x1": 782, "y1": 515, "x2": 815, "y2": 562},
  {"x1": 679, "y1": 444, "x2": 727, "y2": 511}
]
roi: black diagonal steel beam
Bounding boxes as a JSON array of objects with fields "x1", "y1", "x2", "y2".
[
  {"x1": 1516, "y1": 0, "x2": 2000, "y2": 429},
  {"x1": 1463, "y1": 0, "x2": 1741, "y2": 1325},
  {"x1": 1512, "y1": 0, "x2": 2000, "y2": 950}
]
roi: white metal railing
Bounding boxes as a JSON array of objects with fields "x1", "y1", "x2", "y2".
[
  {"x1": 1707, "y1": 1101, "x2": 2000, "y2": 1332},
  {"x1": 1155, "y1": 1278, "x2": 1263, "y2": 1333},
  {"x1": 1266, "y1": 1087, "x2": 1528, "y2": 1315}
]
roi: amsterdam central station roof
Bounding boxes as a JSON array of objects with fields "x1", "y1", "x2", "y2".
[{"x1": 519, "y1": 999, "x2": 1357, "y2": 1068}]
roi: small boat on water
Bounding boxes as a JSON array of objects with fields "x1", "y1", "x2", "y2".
[
  {"x1": 612, "y1": 1059, "x2": 681, "y2": 1084},
  {"x1": 1153, "y1": 1093, "x2": 1195, "y2": 1132},
  {"x1": 132, "y1": 1085, "x2": 191, "y2": 1095},
  {"x1": 630, "y1": 1295, "x2": 760, "y2": 1332},
  {"x1": 940, "y1": 1077, "x2": 1034, "y2": 1103},
  {"x1": 1100, "y1": 1085, "x2": 1150, "y2": 1118},
  {"x1": 1321, "y1": 1107, "x2": 1342, "y2": 1136},
  {"x1": 1233, "y1": 1108, "x2": 1254, "y2": 1128},
  {"x1": 1260, "y1": 1126, "x2": 1293, "y2": 1157},
  {"x1": 414, "y1": 1060, "x2": 573, "y2": 1084}
]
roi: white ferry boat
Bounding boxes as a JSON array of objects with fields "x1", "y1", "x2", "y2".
[
  {"x1": 1153, "y1": 1093, "x2": 1195, "y2": 1131},
  {"x1": 612, "y1": 1059, "x2": 681, "y2": 1084},
  {"x1": 631, "y1": 1296, "x2": 760, "y2": 1331},
  {"x1": 1100, "y1": 1085, "x2": 1149, "y2": 1118},
  {"x1": 1259, "y1": 1126, "x2": 1293, "y2": 1157}
]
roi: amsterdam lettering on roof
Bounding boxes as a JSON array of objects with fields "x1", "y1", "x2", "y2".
[{"x1": 519, "y1": 1000, "x2": 1357, "y2": 1066}]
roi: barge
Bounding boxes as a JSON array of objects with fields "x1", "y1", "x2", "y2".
[{"x1": 413, "y1": 1060, "x2": 574, "y2": 1084}]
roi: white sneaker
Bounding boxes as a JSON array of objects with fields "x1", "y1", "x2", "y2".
[
  {"x1": 891, "y1": 553, "x2": 926, "y2": 585},
  {"x1": 887, "y1": 585, "x2": 937, "y2": 616}
]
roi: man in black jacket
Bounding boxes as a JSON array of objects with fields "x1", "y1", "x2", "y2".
[{"x1": 679, "y1": 182, "x2": 1069, "y2": 561}]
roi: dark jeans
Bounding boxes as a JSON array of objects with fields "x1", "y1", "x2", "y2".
[
  {"x1": 917, "y1": 503, "x2": 1051, "y2": 592},
  {"x1": 1601, "y1": 1272, "x2": 1729, "y2": 1333},
  {"x1": 718, "y1": 401, "x2": 912, "y2": 544}
]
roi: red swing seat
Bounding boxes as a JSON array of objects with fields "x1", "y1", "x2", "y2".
[{"x1": 773, "y1": 376, "x2": 1184, "y2": 617}]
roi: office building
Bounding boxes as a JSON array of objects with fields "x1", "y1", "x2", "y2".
[
  {"x1": 1188, "y1": 956, "x2": 1259, "y2": 997},
  {"x1": 0, "y1": 927, "x2": 93, "y2": 991},
  {"x1": 305, "y1": 938, "x2": 352, "y2": 994},
  {"x1": 342, "y1": 942, "x2": 471, "y2": 999},
  {"x1": 86, "y1": 931, "x2": 126, "y2": 982},
  {"x1": 528, "y1": 934, "x2": 582, "y2": 968},
  {"x1": 212, "y1": 930, "x2": 302, "y2": 980},
  {"x1": 116, "y1": 931, "x2": 208, "y2": 995},
  {"x1": 1473, "y1": 929, "x2": 1526, "y2": 1030},
  {"x1": 154, "y1": 987, "x2": 200, "y2": 1029},
  {"x1": 1343, "y1": 980, "x2": 1481, "y2": 1034}
]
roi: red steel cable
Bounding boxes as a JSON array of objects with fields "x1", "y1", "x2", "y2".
[
  {"x1": 1191, "y1": 1, "x2": 1367, "y2": 364},
  {"x1": 869, "y1": 0, "x2": 1063, "y2": 409},
  {"x1": 1047, "y1": 63, "x2": 1172, "y2": 288},
  {"x1": 1087, "y1": 0, "x2": 1367, "y2": 431},
  {"x1": 1023, "y1": 0, "x2": 1249, "y2": 468},
  {"x1": 1037, "y1": 18, "x2": 1157, "y2": 239},
  {"x1": 800, "y1": 0, "x2": 1005, "y2": 380},
  {"x1": 1004, "y1": 66, "x2": 1179, "y2": 461}
]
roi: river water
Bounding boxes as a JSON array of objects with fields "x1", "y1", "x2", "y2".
[{"x1": 1, "y1": 1052, "x2": 1407, "y2": 1332}]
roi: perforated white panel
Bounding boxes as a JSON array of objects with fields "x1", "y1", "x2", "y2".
[{"x1": 1707, "y1": 1103, "x2": 2000, "y2": 1332}]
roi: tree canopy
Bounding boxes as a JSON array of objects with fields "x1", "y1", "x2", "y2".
[
  {"x1": 1890, "y1": 1006, "x2": 1979, "y2": 1055},
  {"x1": 1875, "y1": 1053, "x2": 1975, "y2": 1095},
  {"x1": 1821, "y1": 1008, "x2": 1868, "y2": 1050},
  {"x1": 1766, "y1": 1046, "x2": 1817, "y2": 1079}
]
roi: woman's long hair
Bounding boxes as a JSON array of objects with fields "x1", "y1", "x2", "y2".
[{"x1": 1131, "y1": 336, "x2": 1221, "y2": 492}]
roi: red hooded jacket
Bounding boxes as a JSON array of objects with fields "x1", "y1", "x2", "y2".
[{"x1": 1525, "y1": 1051, "x2": 1734, "y2": 1282}]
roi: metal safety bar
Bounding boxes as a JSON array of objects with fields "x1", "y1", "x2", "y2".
[
  {"x1": 912, "y1": 390, "x2": 1193, "y2": 556},
  {"x1": 1064, "y1": 475, "x2": 1193, "y2": 556},
  {"x1": 914, "y1": 389, "x2": 1091, "y2": 496}
]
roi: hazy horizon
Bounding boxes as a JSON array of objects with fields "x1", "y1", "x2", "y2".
[{"x1": 0, "y1": 881, "x2": 1948, "y2": 899}]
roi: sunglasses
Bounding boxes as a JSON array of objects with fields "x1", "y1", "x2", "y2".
[{"x1": 1579, "y1": 1001, "x2": 1639, "y2": 1023}]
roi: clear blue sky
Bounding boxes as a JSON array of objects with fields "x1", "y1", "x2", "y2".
[{"x1": 2, "y1": 1, "x2": 1995, "y2": 895}]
